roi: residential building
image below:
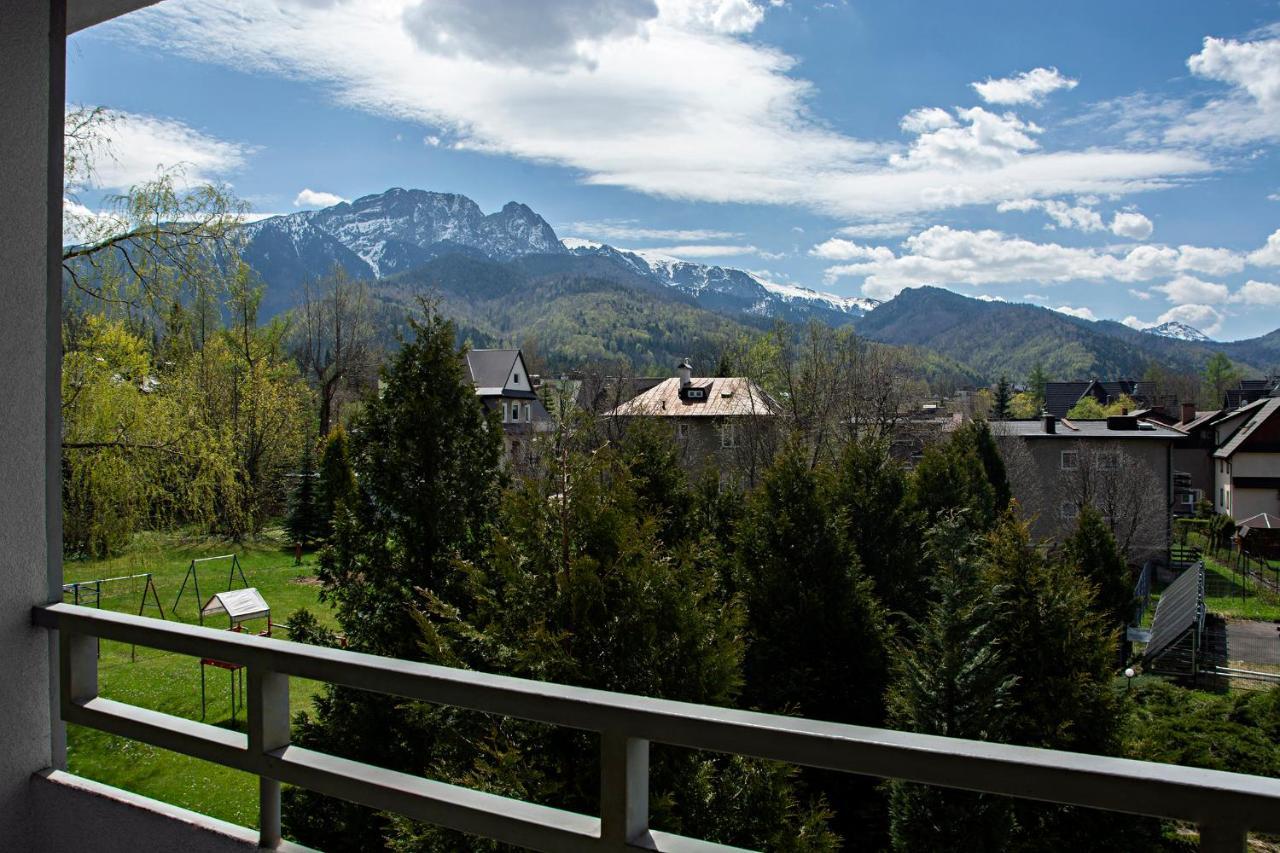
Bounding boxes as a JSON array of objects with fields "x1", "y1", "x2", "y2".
[
  {"x1": 462, "y1": 348, "x2": 553, "y2": 463},
  {"x1": 1223, "y1": 375, "x2": 1280, "y2": 410},
  {"x1": 994, "y1": 415, "x2": 1180, "y2": 554},
  {"x1": 607, "y1": 360, "x2": 779, "y2": 476},
  {"x1": 1213, "y1": 397, "x2": 1280, "y2": 519}
]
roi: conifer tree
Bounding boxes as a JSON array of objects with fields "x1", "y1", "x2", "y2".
[
  {"x1": 910, "y1": 423, "x2": 1005, "y2": 533},
  {"x1": 1061, "y1": 504, "x2": 1133, "y2": 629},
  {"x1": 993, "y1": 375, "x2": 1012, "y2": 419},
  {"x1": 832, "y1": 437, "x2": 927, "y2": 620},
  {"x1": 285, "y1": 435, "x2": 323, "y2": 548},
  {"x1": 315, "y1": 424, "x2": 356, "y2": 538},
  {"x1": 735, "y1": 442, "x2": 889, "y2": 725},
  {"x1": 887, "y1": 517, "x2": 1016, "y2": 851},
  {"x1": 1027, "y1": 363, "x2": 1050, "y2": 411}
]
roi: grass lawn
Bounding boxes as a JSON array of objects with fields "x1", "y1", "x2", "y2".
[{"x1": 62, "y1": 527, "x2": 333, "y2": 830}]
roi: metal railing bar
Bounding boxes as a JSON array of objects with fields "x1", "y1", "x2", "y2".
[
  {"x1": 66, "y1": 697, "x2": 250, "y2": 770},
  {"x1": 268, "y1": 746, "x2": 602, "y2": 852},
  {"x1": 36, "y1": 603, "x2": 1280, "y2": 838}
]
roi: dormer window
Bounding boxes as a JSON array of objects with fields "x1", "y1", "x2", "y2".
[{"x1": 687, "y1": 388, "x2": 705, "y2": 399}]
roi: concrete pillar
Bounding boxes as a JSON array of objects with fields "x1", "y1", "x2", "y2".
[{"x1": 0, "y1": 0, "x2": 65, "y2": 846}]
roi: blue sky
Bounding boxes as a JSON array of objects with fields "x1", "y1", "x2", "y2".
[{"x1": 68, "y1": 0, "x2": 1280, "y2": 340}]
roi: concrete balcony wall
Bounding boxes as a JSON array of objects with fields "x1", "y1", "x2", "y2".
[{"x1": 0, "y1": 1, "x2": 62, "y2": 847}]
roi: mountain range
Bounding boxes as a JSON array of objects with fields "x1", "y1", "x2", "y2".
[{"x1": 228, "y1": 187, "x2": 1279, "y2": 384}]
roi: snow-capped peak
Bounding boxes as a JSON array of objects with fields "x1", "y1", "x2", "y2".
[{"x1": 1143, "y1": 321, "x2": 1212, "y2": 343}]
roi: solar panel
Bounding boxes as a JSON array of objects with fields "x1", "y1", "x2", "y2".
[{"x1": 1144, "y1": 562, "x2": 1203, "y2": 661}]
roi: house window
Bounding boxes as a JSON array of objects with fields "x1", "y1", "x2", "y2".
[
  {"x1": 502, "y1": 402, "x2": 509, "y2": 422},
  {"x1": 514, "y1": 373, "x2": 521, "y2": 385},
  {"x1": 687, "y1": 388, "x2": 705, "y2": 399},
  {"x1": 677, "y1": 422, "x2": 689, "y2": 440},
  {"x1": 524, "y1": 403, "x2": 532, "y2": 423},
  {"x1": 721, "y1": 422, "x2": 737, "y2": 449},
  {"x1": 1060, "y1": 450, "x2": 1078, "y2": 470},
  {"x1": 1059, "y1": 502, "x2": 1076, "y2": 519},
  {"x1": 1098, "y1": 452, "x2": 1119, "y2": 471}
]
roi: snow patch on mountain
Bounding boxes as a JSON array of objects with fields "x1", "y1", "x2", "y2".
[{"x1": 1143, "y1": 321, "x2": 1212, "y2": 343}]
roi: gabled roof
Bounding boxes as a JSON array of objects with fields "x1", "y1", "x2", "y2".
[
  {"x1": 1214, "y1": 397, "x2": 1280, "y2": 459},
  {"x1": 608, "y1": 377, "x2": 779, "y2": 418},
  {"x1": 1175, "y1": 409, "x2": 1223, "y2": 434},
  {"x1": 463, "y1": 349, "x2": 535, "y2": 398},
  {"x1": 1044, "y1": 381, "x2": 1092, "y2": 417}
]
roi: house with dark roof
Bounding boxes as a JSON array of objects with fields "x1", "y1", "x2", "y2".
[
  {"x1": 607, "y1": 359, "x2": 780, "y2": 476},
  {"x1": 1213, "y1": 397, "x2": 1280, "y2": 519},
  {"x1": 462, "y1": 349, "x2": 553, "y2": 463},
  {"x1": 1042, "y1": 379, "x2": 1160, "y2": 418},
  {"x1": 1223, "y1": 376, "x2": 1280, "y2": 410}
]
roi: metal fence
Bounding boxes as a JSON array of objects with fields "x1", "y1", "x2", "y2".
[{"x1": 34, "y1": 602, "x2": 1280, "y2": 852}]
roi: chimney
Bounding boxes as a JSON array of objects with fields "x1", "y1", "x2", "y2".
[
  {"x1": 676, "y1": 358, "x2": 693, "y2": 389},
  {"x1": 1043, "y1": 413, "x2": 1056, "y2": 434},
  {"x1": 1181, "y1": 402, "x2": 1196, "y2": 425}
]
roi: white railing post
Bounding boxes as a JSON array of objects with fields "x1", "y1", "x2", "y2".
[
  {"x1": 60, "y1": 630, "x2": 98, "y2": 712},
  {"x1": 600, "y1": 732, "x2": 649, "y2": 847},
  {"x1": 249, "y1": 668, "x2": 290, "y2": 849},
  {"x1": 1199, "y1": 823, "x2": 1247, "y2": 853}
]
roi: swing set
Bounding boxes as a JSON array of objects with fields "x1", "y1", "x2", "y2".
[
  {"x1": 62, "y1": 572, "x2": 165, "y2": 661},
  {"x1": 172, "y1": 554, "x2": 249, "y2": 625}
]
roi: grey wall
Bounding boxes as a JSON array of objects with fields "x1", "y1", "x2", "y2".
[{"x1": 0, "y1": 0, "x2": 62, "y2": 845}]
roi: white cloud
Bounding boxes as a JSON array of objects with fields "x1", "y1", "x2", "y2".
[
  {"x1": 76, "y1": 108, "x2": 251, "y2": 190},
  {"x1": 1122, "y1": 315, "x2": 1154, "y2": 330},
  {"x1": 423, "y1": 134, "x2": 442, "y2": 146},
  {"x1": 836, "y1": 220, "x2": 917, "y2": 239},
  {"x1": 1249, "y1": 228, "x2": 1280, "y2": 266},
  {"x1": 1152, "y1": 274, "x2": 1229, "y2": 304},
  {"x1": 1110, "y1": 210, "x2": 1153, "y2": 240},
  {"x1": 1170, "y1": 34, "x2": 1280, "y2": 146},
  {"x1": 997, "y1": 197, "x2": 1103, "y2": 232},
  {"x1": 1157, "y1": 303, "x2": 1223, "y2": 335},
  {"x1": 819, "y1": 225, "x2": 1251, "y2": 300},
  {"x1": 899, "y1": 107, "x2": 955, "y2": 134},
  {"x1": 293, "y1": 188, "x2": 347, "y2": 208},
  {"x1": 892, "y1": 107, "x2": 1041, "y2": 170},
  {"x1": 808, "y1": 238, "x2": 895, "y2": 261},
  {"x1": 1128, "y1": 288, "x2": 1152, "y2": 301},
  {"x1": 1054, "y1": 304, "x2": 1096, "y2": 321},
  {"x1": 640, "y1": 243, "x2": 760, "y2": 257},
  {"x1": 1231, "y1": 279, "x2": 1280, "y2": 305},
  {"x1": 972, "y1": 67, "x2": 1078, "y2": 106},
  {"x1": 567, "y1": 220, "x2": 740, "y2": 242},
  {"x1": 1175, "y1": 244, "x2": 1244, "y2": 276},
  {"x1": 107, "y1": 1, "x2": 1212, "y2": 220}
]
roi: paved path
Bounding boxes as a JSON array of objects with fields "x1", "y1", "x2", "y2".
[{"x1": 1225, "y1": 619, "x2": 1280, "y2": 666}]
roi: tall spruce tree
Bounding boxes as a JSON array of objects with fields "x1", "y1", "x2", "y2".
[
  {"x1": 832, "y1": 437, "x2": 927, "y2": 620},
  {"x1": 284, "y1": 308, "x2": 505, "y2": 849},
  {"x1": 887, "y1": 517, "x2": 1016, "y2": 851},
  {"x1": 285, "y1": 435, "x2": 323, "y2": 547},
  {"x1": 909, "y1": 422, "x2": 1008, "y2": 534},
  {"x1": 315, "y1": 424, "x2": 356, "y2": 539},
  {"x1": 993, "y1": 375, "x2": 1012, "y2": 419},
  {"x1": 1061, "y1": 505, "x2": 1133, "y2": 630}
]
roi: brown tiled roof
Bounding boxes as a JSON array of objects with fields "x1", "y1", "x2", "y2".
[{"x1": 607, "y1": 378, "x2": 779, "y2": 418}]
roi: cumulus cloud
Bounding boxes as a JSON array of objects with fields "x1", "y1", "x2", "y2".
[
  {"x1": 1122, "y1": 315, "x2": 1154, "y2": 330},
  {"x1": 899, "y1": 107, "x2": 955, "y2": 134},
  {"x1": 819, "y1": 225, "x2": 1250, "y2": 301},
  {"x1": 293, "y1": 188, "x2": 347, "y2": 208},
  {"x1": 1170, "y1": 33, "x2": 1280, "y2": 146},
  {"x1": 107, "y1": 1, "x2": 1211, "y2": 220},
  {"x1": 1152, "y1": 274, "x2": 1228, "y2": 304},
  {"x1": 1110, "y1": 210, "x2": 1153, "y2": 240},
  {"x1": 1157, "y1": 303, "x2": 1223, "y2": 335},
  {"x1": 1250, "y1": 228, "x2": 1280, "y2": 266},
  {"x1": 892, "y1": 107, "x2": 1041, "y2": 170},
  {"x1": 567, "y1": 220, "x2": 740, "y2": 242},
  {"x1": 1231, "y1": 279, "x2": 1280, "y2": 305},
  {"x1": 972, "y1": 67, "x2": 1078, "y2": 106},
  {"x1": 808, "y1": 238, "x2": 895, "y2": 261},
  {"x1": 1128, "y1": 288, "x2": 1152, "y2": 300},
  {"x1": 1054, "y1": 305, "x2": 1096, "y2": 321},
  {"x1": 75, "y1": 108, "x2": 251, "y2": 190},
  {"x1": 997, "y1": 197, "x2": 1103, "y2": 232}
]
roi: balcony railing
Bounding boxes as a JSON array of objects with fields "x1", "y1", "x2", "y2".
[{"x1": 33, "y1": 602, "x2": 1280, "y2": 852}]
